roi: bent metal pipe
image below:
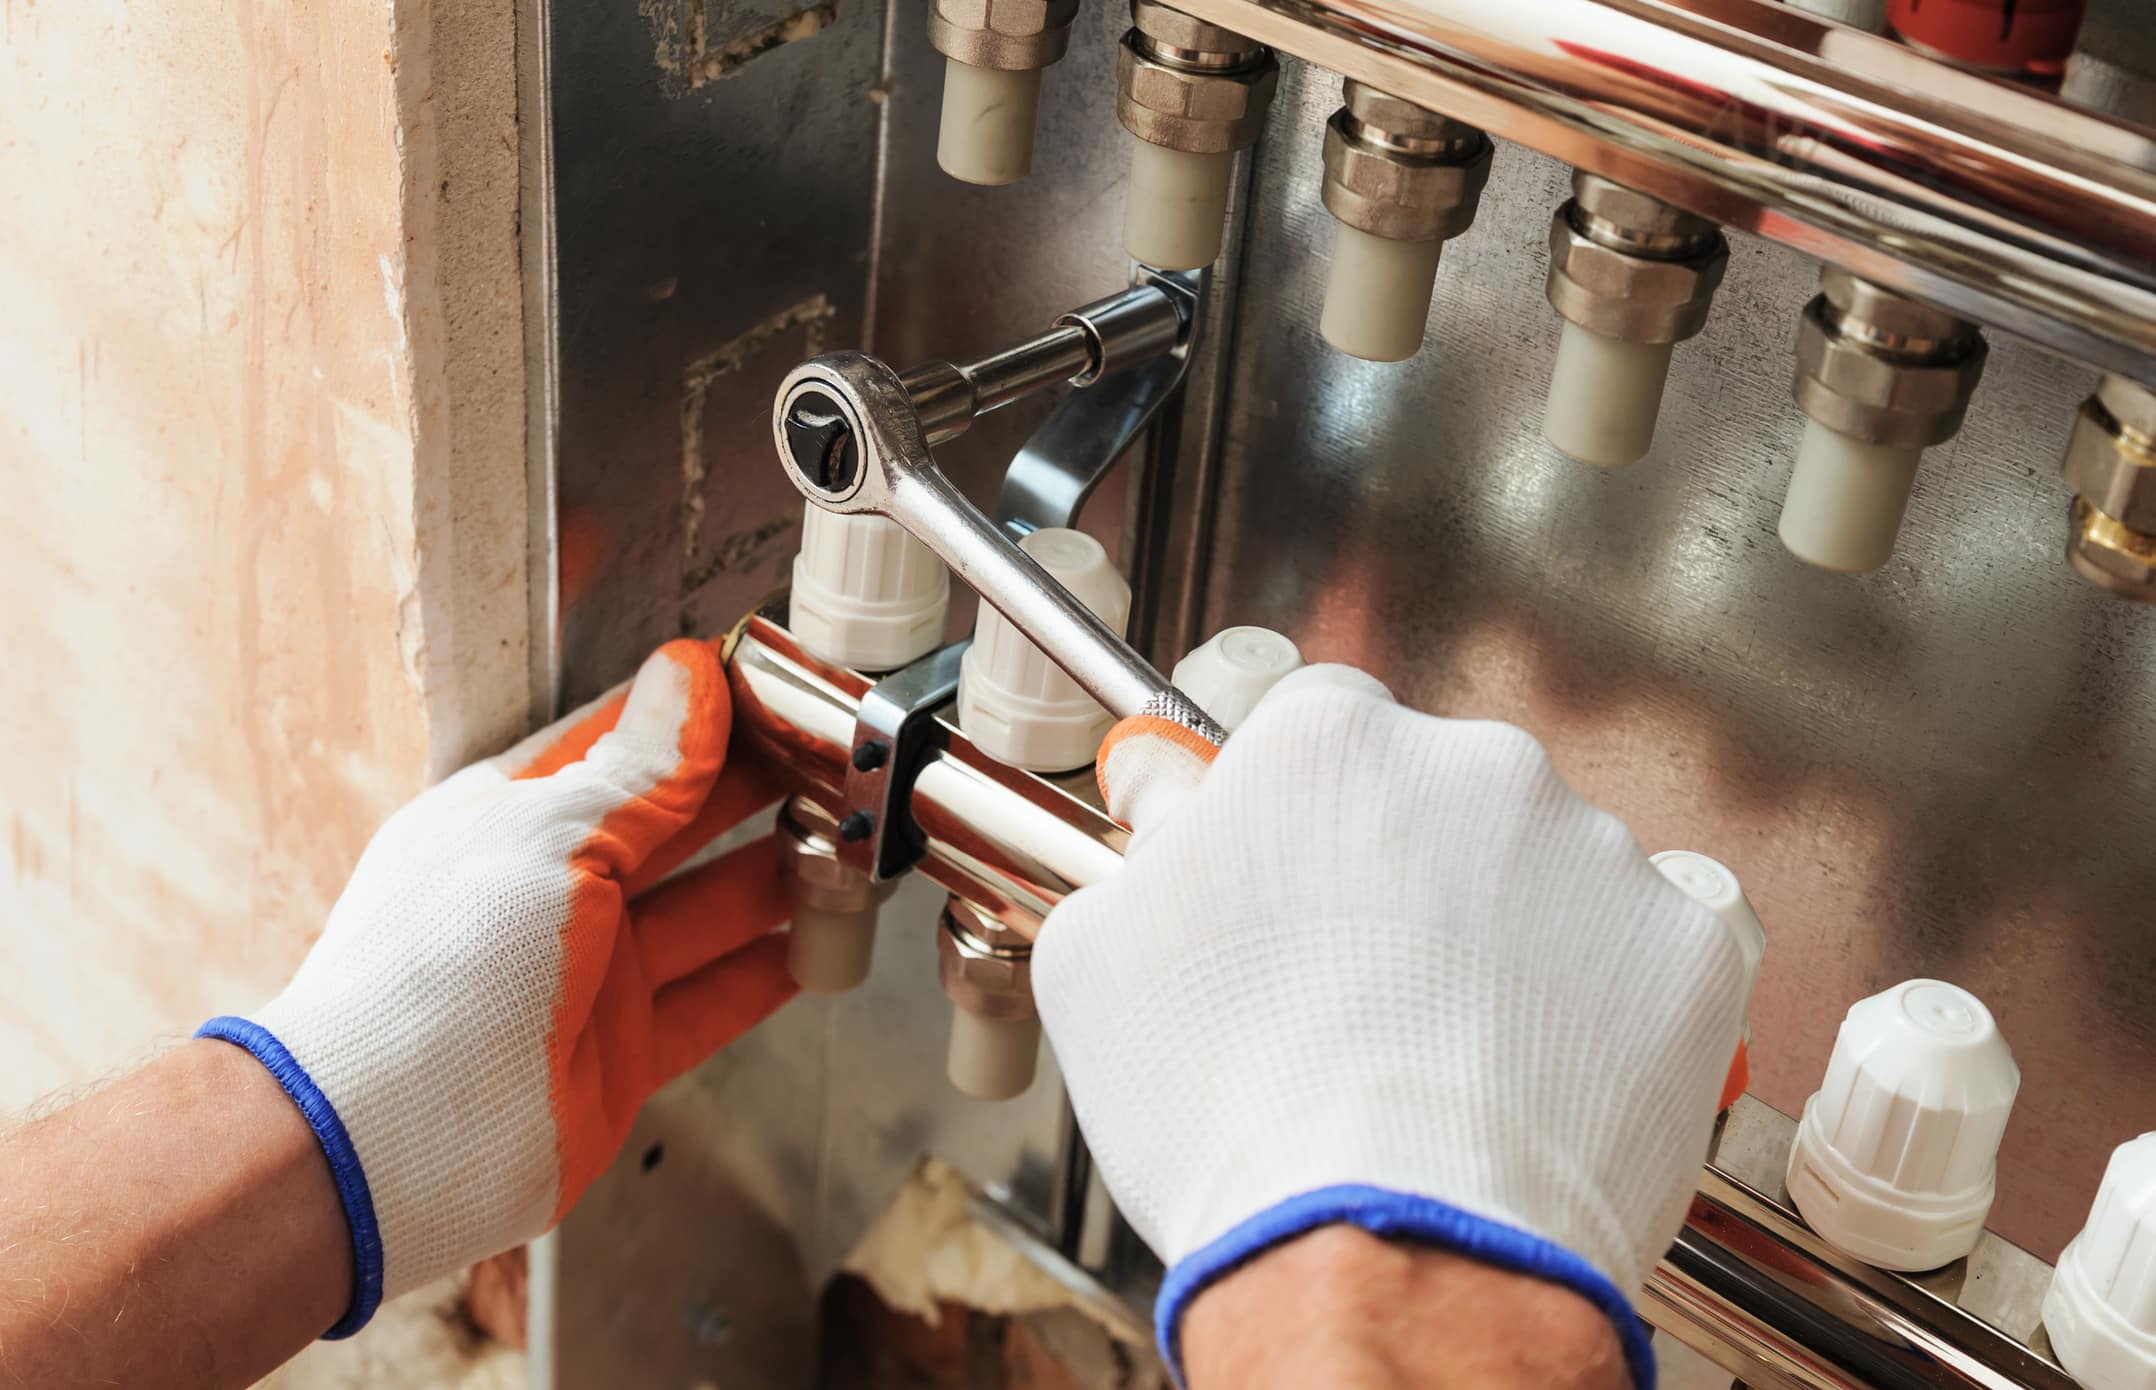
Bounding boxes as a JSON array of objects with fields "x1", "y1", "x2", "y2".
[{"x1": 724, "y1": 608, "x2": 2075, "y2": 1390}]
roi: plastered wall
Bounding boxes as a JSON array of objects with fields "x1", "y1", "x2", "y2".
[{"x1": 1, "y1": 0, "x2": 528, "y2": 1379}]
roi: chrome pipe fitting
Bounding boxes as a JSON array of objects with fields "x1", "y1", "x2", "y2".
[
  {"x1": 1316, "y1": 80, "x2": 1491, "y2": 363},
  {"x1": 1541, "y1": 171, "x2": 1728, "y2": 466},
  {"x1": 778, "y1": 797, "x2": 899, "y2": 994},
  {"x1": 2060, "y1": 376, "x2": 2156, "y2": 602},
  {"x1": 1115, "y1": 0, "x2": 1278, "y2": 271},
  {"x1": 938, "y1": 896, "x2": 1040, "y2": 1100},
  {"x1": 1780, "y1": 267, "x2": 1988, "y2": 572},
  {"x1": 930, "y1": 0, "x2": 1080, "y2": 185}
]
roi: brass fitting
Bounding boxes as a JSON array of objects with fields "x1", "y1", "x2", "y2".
[
  {"x1": 1115, "y1": 1, "x2": 1277, "y2": 155},
  {"x1": 1315, "y1": 80, "x2": 1488, "y2": 363},
  {"x1": 929, "y1": 0, "x2": 1078, "y2": 70},
  {"x1": 1545, "y1": 172, "x2": 1727, "y2": 345},
  {"x1": 1793, "y1": 268, "x2": 1987, "y2": 448},
  {"x1": 1115, "y1": 1, "x2": 1277, "y2": 270},
  {"x1": 1320, "y1": 81, "x2": 1489, "y2": 242},
  {"x1": 778, "y1": 798, "x2": 898, "y2": 994},
  {"x1": 938, "y1": 897, "x2": 1040, "y2": 1101},
  {"x1": 930, "y1": 0, "x2": 1080, "y2": 184},
  {"x1": 2061, "y1": 375, "x2": 2156, "y2": 601}
]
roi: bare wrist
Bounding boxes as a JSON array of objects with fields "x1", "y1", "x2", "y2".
[{"x1": 1181, "y1": 1225, "x2": 1631, "y2": 1390}]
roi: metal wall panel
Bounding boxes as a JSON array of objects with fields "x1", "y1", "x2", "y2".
[{"x1": 1201, "y1": 58, "x2": 2155, "y2": 1260}]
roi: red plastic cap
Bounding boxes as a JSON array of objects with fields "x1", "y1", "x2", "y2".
[{"x1": 1888, "y1": 0, "x2": 2084, "y2": 74}]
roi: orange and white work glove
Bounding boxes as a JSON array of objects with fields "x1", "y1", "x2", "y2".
[
  {"x1": 1035, "y1": 666, "x2": 1747, "y2": 1390},
  {"x1": 198, "y1": 639, "x2": 792, "y2": 1338}
]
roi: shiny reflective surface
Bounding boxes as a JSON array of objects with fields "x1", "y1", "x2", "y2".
[
  {"x1": 1176, "y1": 0, "x2": 2156, "y2": 380},
  {"x1": 727, "y1": 614, "x2": 2076, "y2": 1385},
  {"x1": 1197, "y1": 58, "x2": 2155, "y2": 1259}
]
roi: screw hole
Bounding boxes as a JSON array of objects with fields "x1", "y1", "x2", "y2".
[{"x1": 641, "y1": 1142, "x2": 665, "y2": 1173}]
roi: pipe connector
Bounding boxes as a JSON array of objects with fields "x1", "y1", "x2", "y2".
[
  {"x1": 1317, "y1": 80, "x2": 1491, "y2": 363},
  {"x1": 2061, "y1": 375, "x2": 2156, "y2": 601},
  {"x1": 1542, "y1": 172, "x2": 1727, "y2": 465},
  {"x1": 931, "y1": 0, "x2": 1080, "y2": 185},
  {"x1": 779, "y1": 797, "x2": 899, "y2": 994},
  {"x1": 1116, "y1": 0, "x2": 1278, "y2": 271},
  {"x1": 938, "y1": 897, "x2": 1039, "y2": 1100},
  {"x1": 1779, "y1": 268, "x2": 1987, "y2": 572}
]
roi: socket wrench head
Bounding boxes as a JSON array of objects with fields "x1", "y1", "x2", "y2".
[{"x1": 774, "y1": 353, "x2": 920, "y2": 515}]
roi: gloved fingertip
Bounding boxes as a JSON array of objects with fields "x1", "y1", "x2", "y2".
[
  {"x1": 1261, "y1": 662, "x2": 1395, "y2": 707},
  {"x1": 590, "y1": 641, "x2": 730, "y2": 787}
]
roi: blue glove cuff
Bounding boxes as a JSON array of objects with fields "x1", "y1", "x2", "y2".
[
  {"x1": 198, "y1": 1016, "x2": 384, "y2": 1339},
  {"x1": 1155, "y1": 1185, "x2": 1655, "y2": 1390}
]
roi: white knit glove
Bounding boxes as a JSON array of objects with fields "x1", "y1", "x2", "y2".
[
  {"x1": 1035, "y1": 667, "x2": 1747, "y2": 1389},
  {"x1": 199, "y1": 640, "x2": 793, "y2": 1337}
]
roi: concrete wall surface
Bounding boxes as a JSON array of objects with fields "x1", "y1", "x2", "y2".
[{"x1": 1, "y1": 0, "x2": 528, "y2": 1379}]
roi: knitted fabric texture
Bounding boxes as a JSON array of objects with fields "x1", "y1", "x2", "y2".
[{"x1": 1035, "y1": 666, "x2": 1746, "y2": 1375}]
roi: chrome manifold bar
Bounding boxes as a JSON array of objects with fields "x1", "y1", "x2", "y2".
[
  {"x1": 1169, "y1": 0, "x2": 2156, "y2": 383},
  {"x1": 725, "y1": 608, "x2": 2074, "y2": 1389}
]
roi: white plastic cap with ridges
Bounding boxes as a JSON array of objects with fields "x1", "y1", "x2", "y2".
[
  {"x1": 1650, "y1": 850, "x2": 1766, "y2": 996},
  {"x1": 1170, "y1": 626, "x2": 1305, "y2": 733},
  {"x1": 957, "y1": 528, "x2": 1131, "y2": 772},
  {"x1": 2044, "y1": 1133, "x2": 2156, "y2": 1390},
  {"x1": 789, "y1": 505, "x2": 951, "y2": 673},
  {"x1": 1786, "y1": 979, "x2": 2020, "y2": 1271}
]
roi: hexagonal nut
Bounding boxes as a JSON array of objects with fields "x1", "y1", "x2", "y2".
[
  {"x1": 1116, "y1": 32, "x2": 1277, "y2": 152},
  {"x1": 928, "y1": 0, "x2": 1077, "y2": 68},
  {"x1": 1320, "y1": 116, "x2": 1491, "y2": 242},
  {"x1": 1131, "y1": 0, "x2": 1264, "y2": 61},
  {"x1": 1340, "y1": 80, "x2": 1470, "y2": 146},
  {"x1": 2066, "y1": 494, "x2": 2156, "y2": 602},
  {"x1": 1793, "y1": 297, "x2": 1986, "y2": 447},
  {"x1": 1819, "y1": 266, "x2": 1972, "y2": 353},
  {"x1": 2062, "y1": 389, "x2": 2156, "y2": 531},
  {"x1": 937, "y1": 907, "x2": 1036, "y2": 1020},
  {"x1": 1544, "y1": 212, "x2": 1726, "y2": 343},
  {"x1": 1569, "y1": 172, "x2": 1716, "y2": 248},
  {"x1": 2096, "y1": 373, "x2": 2156, "y2": 441}
]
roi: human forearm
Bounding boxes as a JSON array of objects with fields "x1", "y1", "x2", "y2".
[
  {"x1": 1181, "y1": 1226, "x2": 1631, "y2": 1390},
  {"x1": 0, "y1": 1040, "x2": 349, "y2": 1389}
]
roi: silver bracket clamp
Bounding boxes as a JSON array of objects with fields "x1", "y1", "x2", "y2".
[{"x1": 837, "y1": 640, "x2": 970, "y2": 882}]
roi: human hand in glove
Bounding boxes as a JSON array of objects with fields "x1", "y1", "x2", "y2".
[
  {"x1": 202, "y1": 637, "x2": 796, "y2": 1336},
  {"x1": 1036, "y1": 667, "x2": 1746, "y2": 1390}
]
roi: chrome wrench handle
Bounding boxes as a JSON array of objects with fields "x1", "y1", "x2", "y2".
[{"x1": 772, "y1": 350, "x2": 1226, "y2": 748}]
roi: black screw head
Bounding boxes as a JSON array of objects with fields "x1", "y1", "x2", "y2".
[
  {"x1": 851, "y1": 740, "x2": 889, "y2": 773},
  {"x1": 838, "y1": 810, "x2": 876, "y2": 842},
  {"x1": 783, "y1": 389, "x2": 861, "y2": 495}
]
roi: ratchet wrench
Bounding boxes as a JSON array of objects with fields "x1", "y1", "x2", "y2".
[{"x1": 769, "y1": 306, "x2": 1227, "y2": 750}]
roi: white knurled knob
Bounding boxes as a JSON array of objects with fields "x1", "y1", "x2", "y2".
[
  {"x1": 1170, "y1": 626, "x2": 1304, "y2": 733},
  {"x1": 789, "y1": 506, "x2": 950, "y2": 673},
  {"x1": 1786, "y1": 979, "x2": 2019, "y2": 1271},
  {"x1": 957, "y1": 528, "x2": 1131, "y2": 772},
  {"x1": 2045, "y1": 1133, "x2": 2156, "y2": 1390}
]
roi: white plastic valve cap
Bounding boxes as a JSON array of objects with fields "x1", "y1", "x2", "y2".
[
  {"x1": 790, "y1": 505, "x2": 951, "y2": 673},
  {"x1": 1787, "y1": 979, "x2": 2020, "y2": 1271},
  {"x1": 957, "y1": 528, "x2": 1131, "y2": 772},
  {"x1": 2046, "y1": 1133, "x2": 2156, "y2": 1390},
  {"x1": 1650, "y1": 850, "x2": 1766, "y2": 997},
  {"x1": 1170, "y1": 626, "x2": 1304, "y2": 733}
]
